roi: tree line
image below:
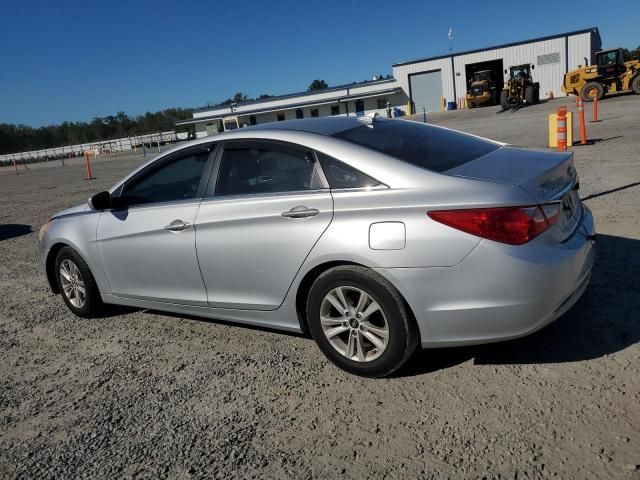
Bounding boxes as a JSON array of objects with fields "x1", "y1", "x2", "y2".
[
  {"x1": 622, "y1": 46, "x2": 640, "y2": 62},
  {"x1": 0, "y1": 78, "x2": 345, "y2": 155},
  {"x1": 0, "y1": 108, "x2": 193, "y2": 155}
]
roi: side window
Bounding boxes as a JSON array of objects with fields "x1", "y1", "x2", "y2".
[
  {"x1": 122, "y1": 151, "x2": 210, "y2": 205},
  {"x1": 316, "y1": 152, "x2": 381, "y2": 189},
  {"x1": 215, "y1": 145, "x2": 320, "y2": 196}
]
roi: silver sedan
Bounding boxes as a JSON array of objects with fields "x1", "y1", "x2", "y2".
[{"x1": 39, "y1": 116, "x2": 595, "y2": 377}]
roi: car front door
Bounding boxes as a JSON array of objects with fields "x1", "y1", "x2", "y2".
[
  {"x1": 195, "y1": 140, "x2": 333, "y2": 310},
  {"x1": 96, "y1": 144, "x2": 215, "y2": 306}
]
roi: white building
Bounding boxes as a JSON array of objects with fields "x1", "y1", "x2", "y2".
[
  {"x1": 179, "y1": 78, "x2": 409, "y2": 137},
  {"x1": 393, "y1": 27, "x2": 601, "y2": 112},
  {"x1": 178, "y1": 27, "x2": 602, "y2": 135}
]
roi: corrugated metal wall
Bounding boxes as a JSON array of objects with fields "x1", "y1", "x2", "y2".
[
  {"x1": 453, "y1": 37, "x2": 565, "y2": 100},
  {"x1": 393, "y1": 31, "x2": 595, "y2": 107},
  {"x1": 394, "y1": 58, "x2": 454, "y2": 107}
]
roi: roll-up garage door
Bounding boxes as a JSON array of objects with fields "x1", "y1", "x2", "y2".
[{"x1": 409, "y1": 70, "x2": 443, "y2": 113}]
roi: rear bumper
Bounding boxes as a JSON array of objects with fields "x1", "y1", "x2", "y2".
[{"x1": 378, "y1": 206, "x2": 596, "y2": 348}]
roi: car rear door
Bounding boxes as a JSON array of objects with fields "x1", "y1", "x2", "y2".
[
  {"x1": 195, "y1": 140, "x2": 333, "y2": 310},
  {"x1": 96, "y1": 144, "x2": 215, "y2": 306}
]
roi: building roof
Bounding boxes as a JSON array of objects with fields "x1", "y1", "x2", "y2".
[
  {"x1": 393, "y1": 27, "x2": 600, "y2": 67},
  {"x1": 192, "y1": 77, "x2": 397, "y2": 114}
]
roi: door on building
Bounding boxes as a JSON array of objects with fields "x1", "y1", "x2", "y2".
[
  {"x1": 464, "y1": 59, "x2": 504, "y2": 101},
  {"x1": 409, "y1": 70, "x2": 443, "y2": 113},
  {"x1": 355, "y1": 100, "x2": 365, "y2": 117}
]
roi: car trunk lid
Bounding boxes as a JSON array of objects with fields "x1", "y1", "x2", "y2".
[{"x1": 446, "y1": 146, "x2": 582, "y2": 241}]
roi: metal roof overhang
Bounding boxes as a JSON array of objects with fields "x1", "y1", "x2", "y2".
[{"x1": 338, "y1": 88, "x2": 401, "y2": 103}]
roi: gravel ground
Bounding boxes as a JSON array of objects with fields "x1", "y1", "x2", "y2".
[{"x1": 1, "y1": 94, "x2": 639, "y2": 479}]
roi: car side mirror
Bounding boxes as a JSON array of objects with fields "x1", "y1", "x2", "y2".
[{"x1": 89, "y1": 191, "x2": 112, "y2": 211}]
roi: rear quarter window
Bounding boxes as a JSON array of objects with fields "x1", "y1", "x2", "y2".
[{"x1": 332, "y1": 120, "x2": 499, "y2": 172}]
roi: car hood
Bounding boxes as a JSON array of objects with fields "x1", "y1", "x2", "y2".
[{"x1": 50, "y1": 203, "x2": 90, "y2": 221}]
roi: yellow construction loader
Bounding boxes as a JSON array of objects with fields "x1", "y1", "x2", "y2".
[
  {"x1": 465, "y1": 70, "x2": 498, "y2": 108},
  {"x1": 562, "y1": 48, "x2": 640, "y2": 101}
]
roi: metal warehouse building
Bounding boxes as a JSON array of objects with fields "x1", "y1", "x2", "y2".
[
  {"x1": 393, "y1": 27, "x2": 601, "y2": 113},
  {"x1": 178, "y1": 27, "x2": 602, "y2": 135}
]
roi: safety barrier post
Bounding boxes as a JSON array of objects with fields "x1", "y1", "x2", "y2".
[
  {"x1": 12, "y1": 157, "x2": 20, "y2": 175},
  {"x1": 556, "y1": 106, "x2": 567, "y2": 151},
  {"x1": 84, "y1": 152, "x2": 94, "y2": 180},
  {"x1": 577, "y1": 97, "x2": 587, "y2": 145},
  {"x1": 590, "y1": 91, "x2": 599, "y2": 122}
]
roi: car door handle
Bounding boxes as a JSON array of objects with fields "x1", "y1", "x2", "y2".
[
  {"x1": 164, "y1": 220, "x2": 191, "y2": 232},
  {"x1": 281, "y1": 206, "x2": 320, "y2": 219}
]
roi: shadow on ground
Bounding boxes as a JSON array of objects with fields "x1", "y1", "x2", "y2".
[
  {"x1": 400, "y1": 233, "x2": 640, "y2": 376},
  {"x1": 95, "y1": 233, "x2": 638, "y2": 378},
  {"x1": 0, "y1": 224, "x2": 32, "y2": 241},
  {"x1": 582, "y1": 181, "x2": 640, "y2": 202}
]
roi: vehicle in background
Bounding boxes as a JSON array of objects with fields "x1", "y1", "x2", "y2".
[
  {"x1": 500, "y1": 64, "x2": 540, "y2": 110},
  {"x1": 465, "y1": 70, "x2": 498, "y2": 108},
  {"x1": 562, "y1": 48, "x2": 640, "y2": 101}
]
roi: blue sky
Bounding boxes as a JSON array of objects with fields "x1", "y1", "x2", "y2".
[{"x1": 1, "y1": 0, "x2": 637, "y2": 126}]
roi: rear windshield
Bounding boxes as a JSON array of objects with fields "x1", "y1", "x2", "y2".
[{"x1": 332, "y1": 120, "x2": 499, "y2": 172}]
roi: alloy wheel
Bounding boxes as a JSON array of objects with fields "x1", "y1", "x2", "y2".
[
  {"x1": 319, "y1": 286, "x2": 389, "y2": 362},
  {"x1": 59, "y1": 259, "x2": 86, "y2": 308}
]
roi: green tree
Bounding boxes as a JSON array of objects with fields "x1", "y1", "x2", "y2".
[
  {"x1": 308, "y1": 79, "x2": 328, "y2": 91},
  {"x1": 0, "y1": 107, "x2": 194, "y2": 155},
  {"x1": 621, "y1": 46, "x2": 640, "y2": 61}
]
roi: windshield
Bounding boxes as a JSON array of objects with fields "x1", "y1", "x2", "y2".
[
  {"x1": 332, "y1": 120, "x2": 500, "y2": 173},
  {"x1": 510, "y1": 66, "x2": 529, "y2": 78}
]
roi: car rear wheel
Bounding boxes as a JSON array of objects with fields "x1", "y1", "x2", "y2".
[
  {"x1": 306, "y1": 265, "x2": 418, "y2": 377},
  {"x1": 55, "y1": 246, "x2": 104, "y2": 318}
]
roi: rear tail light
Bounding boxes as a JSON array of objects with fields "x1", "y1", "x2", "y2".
[{"x1": 428, "y1": 204, "x2": 559, "y2": 245}]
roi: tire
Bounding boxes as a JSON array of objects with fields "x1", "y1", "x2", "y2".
[
  {"x1": 306, "y1": 265, "x2": 419, "y2": 378},
  {"x1": 500, "y1": 90, "x2": 509, "y2": 109},
  {"x1": 631, "y1": 75, "x2": 640, "y2": 95},
  {"x1": 525, "y1": 86, "x2": 535, "y2": 105},
  {"x1": 55, "y1": 246, "x2": 104, "y2": 318},
  {"x1": 534, "y1": 86, "x2": 540, "y2": 104},
  {"x1": 580, "y1": 81, "x2": 604, "y2": 102},
  {"x1": 467, "y1": 101, "x2": 475, "y2": 109}
]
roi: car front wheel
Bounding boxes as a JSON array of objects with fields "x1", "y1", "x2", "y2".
[
  {"x1": 306, "y1": 265, "x2": 418, "y2": 377},
  {"x1": 55, "y1": 246, "x2": 104, "y2": 318}
]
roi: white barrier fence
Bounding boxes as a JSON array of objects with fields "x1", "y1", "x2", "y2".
[{"x1": 0, "y1": 130, "x2": 189, "y2": 165}]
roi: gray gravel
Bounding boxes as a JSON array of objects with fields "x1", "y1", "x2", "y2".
[{"x1": 1, "y1": 94, "x2": 639, "y2": 479}]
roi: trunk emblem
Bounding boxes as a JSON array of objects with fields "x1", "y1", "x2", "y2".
[{"x1": 538, "y1": 178, "x2": 566, "y2": 197}]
